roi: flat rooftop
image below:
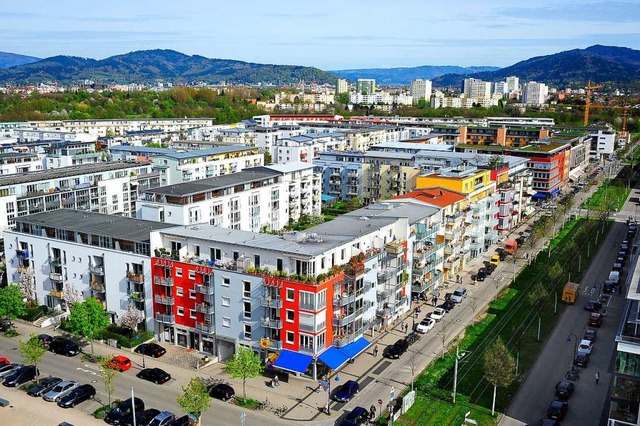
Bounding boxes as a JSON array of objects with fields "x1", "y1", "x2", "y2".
[
  {"x1": 346, "y1": 201, "x2": 439, "y2": 224},
  {"x1": 109, "y1": 145, "x2": 256, "y2": 159}
]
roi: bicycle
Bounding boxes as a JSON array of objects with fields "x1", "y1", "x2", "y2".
[
  {"x1": 565, "y1": 369, "x2": 581, "y2": 381},
  {"x1": 274, "y1": 405, "x2": 288, "y2": 416}
]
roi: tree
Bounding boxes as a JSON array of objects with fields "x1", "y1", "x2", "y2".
[
  {"x1": 67, "y1": 298, "x2": 109, "y2": 355},
  {"x1": 0, "y1": 284, "x2": 26, "y2": 320},
  {"x1": 527, "y1": 283, "x2": 549, "y2": 308},
  {"x1": 120, "y1": 304, "x2": 145, "y2": 336},
  {"x1": 558, "y1": 194, "x2": 575, "y2": 227},
  {"x1": 99, "y1": 356, "x2": 120, "y2": 406},
  {"x1": 62, "y1": 281, "x2": 83, "y2": 310},
  {"x1": 483, "y1": 337, "x2": 516, "y2": 416},
  {"x1": 19, "y1": 333, "x2": 47, "y2": 383},
  {"x1": 223, "y1": 347, "x2": 264, "y2": 401},
  {"x1": 18, "y1": 268, "x2": 36, "y2": 305},
  {"x1": 177, "y1": 377, "x2": 211, "y2": 426}
]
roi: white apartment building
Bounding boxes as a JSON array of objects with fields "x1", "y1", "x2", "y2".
[
  {"x1": 0, "y1": 161, "x2": 157, "y2": 238},
  {"x1": 590, "y1": 129, "x2": 616, "y2": 159},
  {"x1": 30, "y1": 118, "x2": 215, "y2": 138},
  {"x1": 5, "y1": 210, "x2": 175, "y2": 330},
  {"x1": 463, "y1": 78, "x2": 492, "y2": 99},
  {"x1": 138, "y1": 163, "x2": 321, "y2": 231},
  {"x1": 13, "y1": 128, "x2": 97, "y2": 144},
  {"x1": 44, "y1": 140, "x2": 103, "y2": 169},
  {"x1": 410, "y1": 79, "x2": 433, "y2": 104},
  {"x1": 431, "y1": 93, "x2": 463, "y2": 109},
  {"x1": 506, "y1": 76, "x2": 520, "y2": 93},
  {"x1": 336, "y1": 79, "x2": 349, "y2": 94},
  {"x1": 108, "y1": 145, "x2": 263, "y2": 186},
  {"x1": 349, "y1": 92, "x2": 413, "y2": 106},
  {"x1": 0, "y1": 152, "x2": 44, "y2": 175},
  {"x1": 522, "y1": 82, "x2": 549, "y2": 105},
  {"x1": 356, "y1": 79, "x2": 376, "y2": 95},
  {"x1": 274, "y1": 133, "x2": 347, "y2": 164}
]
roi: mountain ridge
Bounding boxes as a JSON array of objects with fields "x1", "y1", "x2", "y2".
[
  {"x1": 330, "y1": 65, "x2": 500, "y2": 85},
  {"x1": 0, "y1": 52, "x2": 41, "y2": 69}
]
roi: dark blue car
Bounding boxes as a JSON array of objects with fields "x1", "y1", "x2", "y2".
[{"x1": 334, "y1": 380, "x2": 359, "y2": 402}]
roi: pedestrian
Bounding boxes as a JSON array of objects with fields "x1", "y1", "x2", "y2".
[
  {"x1": 404, "y1": 323, "x2": 408, "y2": 334},
  {"x1": 273, "y1": 375, "x2": 280, "y2": 387},
  {"x1": 373, "y1": 345, "x2": 378, "y2": 357},
  {"x1": 369, "y1": 405, "x2": 377, "y2": 422},
  {"x1": 595, "y1": 371, "x2": 600, "y2": 384},
  {"x1": 456, "y1": 274, "x2": 460, "y2": 283}
]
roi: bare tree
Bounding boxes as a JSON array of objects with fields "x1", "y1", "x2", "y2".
[
  {"x1": 62, "y1": 281, "x2": 83, "y2": 310},
  {"x1": 437, "y1": 320, "x2": 453, "y2": 357},
  {"x1": 408, "y1": 353, "x2": 419, "y2": 391}
]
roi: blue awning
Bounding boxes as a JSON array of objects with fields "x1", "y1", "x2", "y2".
[
  {"x1": 340, "y1": 337, "x2": 371, "y2": 359},
  {"x1": 321, "y1": 194, "x2": 336, "y2": 202},
  {"x1": 532, "y1": 192, "x2": 547, "y2": 199},
  {"x1": 549, "y1": 187, "x2": 560, "y2": 195},
  {"x1": 273, "y1": 350, "x2": 313, "y2": 374},
  {"x1": 318, "y1": 347, "x2": 349, "y2": 370}
]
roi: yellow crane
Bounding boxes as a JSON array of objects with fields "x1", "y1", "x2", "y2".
[{"x1": 584, "y1": 80, "x2": 603, "y2": 125}]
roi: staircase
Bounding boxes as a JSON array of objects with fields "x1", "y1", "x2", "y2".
[{"x1": 33, "y1": 316, "x2": 48, "y2": 328}]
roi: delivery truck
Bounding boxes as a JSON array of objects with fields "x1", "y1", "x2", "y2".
[
  {"x1": 504, "y1": 240, "x2": 518, "y2": 255},
  {"x1": 562, "y1": 282, "x2": 580, "y2": 304}
]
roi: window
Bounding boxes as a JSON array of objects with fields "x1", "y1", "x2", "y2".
[
  {"x1": 341, "y1": 248, "x2": 346, "y2": 260},
  {"x1": 286, "y1": 310, "x2": 295, "y2": 322},
  {"x1": 222, "y1": 296, "x2": 230, "y2": 307},
  {"x1": 175, "y1": 268, "x2": 183, "y2": 278},
  {"x1": 176, "y1": 287, "x2": 184, "y2": 296},
  {"x1": 254, "y1": 254, "x2": 261, "y2": 268},
  {"x1": 299, "y1": 291, "x2": 314, "y2": 309},
  {"x1": 188, "y1": 270, "x2": 195, "y2": 280},
  {"x1": 194, "y1": 245, "x2": 200, "y2": 256},
  {"x1": 177, "y1": 307, "x2": 184, "y2": 316},
  {"x1": 222, "y1": 317, "x2": 231, "y2": 328},
  {"x1": 222, "y1": 277, "x2": 230, "y2": 287},
  {"x1": 277, "y1": 258, "x2": 283, "y2": 271},
  {"x1": 243, "y1": 324, "x2": 252, "y2": 340},
  {"x1": 286, "y1": 288, "x2": 295, "y2": 301},
  {"x1": 299, "y1": 334, "x2": 313, "y2": 352},
  {"x1": 190, "y1": 309, "x2": 197, "y2": 319},
  {"x1": 317, "y1": 289, "x2": 326, "y2": 309},
  {"x1": 210, "y1": 248, "x2": 222, "y2": 260},
  {"x1": 189, "y1": 289, "x2": 196, "y2": 299},
  {"x1": 286, "y1": 331, "x2": 295, "y2": 344},
  {"x1": 243, "y1": 281, "x2": 251, "y2": 298},
  {"x1": 243, "y1": 302, "x2": 251, "y2": 319}
]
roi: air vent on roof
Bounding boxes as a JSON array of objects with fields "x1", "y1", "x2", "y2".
[
  {"x1": 306, "y1": 233, "x2": 324, "y2": 243},
  {"x1": 282, "y1": 231, "x2": 307, "y2": 242},
  {"x1": 359, "y1": 216, "x2": 370, "y2": 221}
]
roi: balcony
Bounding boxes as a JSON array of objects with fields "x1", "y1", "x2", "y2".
[
  {"x1": 333, "y1": 293, "x2": 356, "y2": 306},
  {"x1": 49, "y1": 257, "x2": 62, "y2": 267},
  {"x1": 49, "y1": 272, "x2": 63, "y2": 282},
  {"x1": 261, "y1": 318, "x2": 283, "y2": 329},
  {"x1": 385, "y1": 241, "x2": 404, "y2": 255},
  {"x1": 378, "y1": 266, "x2": 401, "y2": 282},
  {"x1": 128, "y1": 291, "x2": 144, "y2": 301},
  {"x1": 155, "y1": 313, "x2": 175, "y2": 324},
  {"x1": 196, "y1": 303, "x2": 214, "y2": 314},
  {"x1": 412, "y1": 282, "x2": 431, "y2": 294},
  {"x1": 332, "y1": 313, "x2": 355, "y2": 327},
  {"x1": 195, "y1": 322, "x2": 214, "y2": 333},
  {"x1": 90, "y1": 282, "x2": 105, "y2": 292},
  {"x1": 89, "y1": 265, "x2": 104, "y2": 276},
  {"x1": 16, "y1": 249, "x2": 29, "y2": 259},
  {"x1": 261, "y1": 297, "x2": 283, "y2": 309},
  {"x1": 49, "y1": 289, "x2": 63, "y2": 299},
  {"x1": 154, "y1": 295, "x2": 174, "y2": 305},
  {"x1": 127, "y1": 272, "x2": 144, "y2": 283},
  {"x1": 195, "y1": 284, "x2": 214, "y2": 295},
  {"x1": 269, "y1": 340, "x2": 283, "y2": 350},
  {"x1": 16, "y1": 266, "x2": 32, "y2": 274},
  {"x1": 154, "y1": 277, "x2": 174, "y2": 287}
]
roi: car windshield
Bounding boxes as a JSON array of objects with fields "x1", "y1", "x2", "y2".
[{"x1": 52, "y1": 384, "x2": 65, "y2": 392}]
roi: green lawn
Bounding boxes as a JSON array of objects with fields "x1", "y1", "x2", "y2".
[{"x1": 582, "y1": 178, "x2": 630, "y2": 212}]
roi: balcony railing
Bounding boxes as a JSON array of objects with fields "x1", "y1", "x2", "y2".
[
  {"x1": 332, "y1": 313, "x2": 356, "y2": 327},
  {"x1": 195, "y1": 322, "x2": 214, "y2": 333},
  {"x1": 155, "y1": 295, "x2": 175, "y2": 305},
  {"x1": 89, "y1": 265, "x2": 104, "y2": 276},
  {"x1": 128, "y1": 291, "x2": 144, "y2": 301},
  {"x1": 90, "y1": 282, "x2": 105, "y2": 292},
  {"x1": 16, "y1": 249, "x2": 29, "y2": 259},
  {"x1": 49, "y1": 289, "x2": 63, "y2": 298},
  {"x1": 154, "y1": 277, "x2": 174, "y2": 287},
  {"x1": 155, "y1": 313, "x2": 175, "y2": 324},
  {"x1": 195, "y1": 284, "x2": 214, "y2": 295},
  {"x1": 49, "y1": 257, "x2": 62, "y2": 267},
  {"x1": 269, "y1": 340, "x2": 283, "y2": 350},
  {"x1": 260, "y1": 318, "x2": 283, "y2": 329},
  {"x1": 127, "y1": 272, "x2": 144, "y2": 283},
  {"x1": 333, "y1": 293, "x2": 356, "y2": 306},
  {"x1": 49, "y1": 272, "x2": 63, "y2": 282},
  {"x1": 261, "y1": 297, "x2": 283, "y2": 309},
  {"x1": 412, "y1": 282, "x2": 431, "y2": 294},
  {"x1": 196, "y1": 303, "x2": 214, "y2": 314}
]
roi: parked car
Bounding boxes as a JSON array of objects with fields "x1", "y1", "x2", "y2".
[
  {"x1": 137, "y1": 368, "x2": 171, "y2": 385},
  {"x1": 27, "y1": 376, "x2": 62, "y2": 397},
  {"x1": 583, "y1": 328, "x2": 597, "y2": 342},
  {"x1": 49, "y1": 338, "x2": 80, "y2": 357},
  {"x1": 415, "y1": 318, "x2": 436, "y2": 334},
  {"x1": 495, "y1": 248, "x2": 507, "y2": 261},
  {"x1": 555, "y1": 380, "x2": 575, "y2": 401},
  {"x1": 546, "y1": 400, "x2": 569, "y2": 420},
  {"x1": 476, "y1": 268, "x2": 487, "y2": 282},
  {"x1": 148, "y1": 411, "x2": 175, "y2": 426},
  {"x1": 43, "y1": 380, "x2": 78, "y2": 402},
  {"x1": 450, "y1": 287, "x2": 467, "y2": 303},
  {"x1": 430, "y1": 307, "x2": 446, "y2": 322},
  {"x1": 3, "y1": 365, "x2": 38, "y2": 387},
  {"x1": 38, "y1": 334, "x2": 53, "y2": 347},
  {"x1": 334, "y1": 380, "x2": 360, "y2": 402},
  {"x1": 106, "y1": 355, "x2": 132, "y2": 372},
  {"x1": 57, "y1": 384, "x2": 96, "y2": 408},
  {"x1": 588, "y1": 312, "x2": 604, "y2": 327},
  {"x1": 134, "y1": 343, "x2": 166, "y2": 358},
  {"x1": 578, "y1": 339, "x2": 593, "y2": 355},
  {"x1": 168, "y1": 416, "x2": 190, "y2": 426},
  {"x1": 574, "y1": 352, "x2": 590, "y2": 368},
  {"x1": 439, "y1": 300, "x2": 455, "y2": 312},
  {"x1": 406, "y1": 331, "x2": 420, "y2": 345},
  {"x1": 122, "y1": 408, "x2": 161, "y2": 426},
  {"x1": 584, "y1": 300, "x2": 602, "y2": 312},
  {"x1": 386, "y1": 339, "x2": 409, "y2": 359},
  {"x1": 340, "y1": 406, "x2": 370, "y2": 426},
  {"x1": 0, "y1": 363, "x2": 23, "y2": 378},
  {"x1": 485, "y1": 263, "x2": 497, "y2": 275},
  {"x1": 208, "y1": 383, "x2": 235, "y2": 401},
  {"x1": 104, "y1": 397, "x2": 145, "y2": 425}
]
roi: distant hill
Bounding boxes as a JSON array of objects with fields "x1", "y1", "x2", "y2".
[
  {"x1": 0, "y1": 52, "x2": 40, "y2": 69},
  {"x1": 0, "y1": 49, "x2": 336, "y2": 85},
  {"x1": 330, "y1": 65, "x2": 500, "y2": 85},
  {"x1": 433, "y1": 45, "x2": 640, "y2": 87}
]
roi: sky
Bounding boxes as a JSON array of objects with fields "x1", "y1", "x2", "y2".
[{"x1": 2, "y1": 0, "x2": 640, "y2": 70}]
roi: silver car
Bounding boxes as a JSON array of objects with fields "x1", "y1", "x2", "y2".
[
  {"x1": 43, "y1": 380, "x2": 78, "y2": 402},
  {"x1": 0, "y1": 363, "x2": 23, "y2": 378}
]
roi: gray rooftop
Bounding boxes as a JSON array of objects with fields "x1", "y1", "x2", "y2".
[
  {"x1": 261, "y1": 162, "x2": 314, "y2": 174},
  {"x1": 0, "y1": 152, "x2": 39, "y2": 159},
  {"x1": 14, "y1": 209, "x2": 174, "y2": 242},
  {"x1": 345, "y1": 201, "x2": 440, "y2": 224},
  {"x1": 145, "y1": 169, "x2": 281, "y2": 197},
  {"x1": 109, "y1": 145, "x2": 256, "y2": 159},
  {"x1": 0, "y1": 161, "x2": 150, "y2": 187},
  {"x1": 369, "y1": 142, "x2": 456, "y2": 152},
  {"x1": 363, "y1": 151, "x2": 416, "y2": 160}
]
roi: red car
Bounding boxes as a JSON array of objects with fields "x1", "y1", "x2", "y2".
[
  {"x1": 106, "y1": 355, "x2": 132, "y2": 372},
  {"x1": 588, "y1": 312, "x2": 603, "y2": 328},
  {"x1": 0, "y1": 357, "x2": 8, "y2": 366}
]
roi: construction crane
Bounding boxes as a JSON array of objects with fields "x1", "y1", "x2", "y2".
[{"x1": 584, "y1": 80, "x2": 603, "y2": 125}]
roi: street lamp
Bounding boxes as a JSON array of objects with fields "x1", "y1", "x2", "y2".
[
  {"x1": 320, "y1": 373, "x2": 339, "y2": 415},
  {"x1": 567, "y1": 333, "x2": 578, "y2": 367}
]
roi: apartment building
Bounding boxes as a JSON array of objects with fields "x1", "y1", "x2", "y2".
[
  {"x1": 463, "y1": 78, "x2": 492, "y2": 99},
  {"x1": 274, "y1": 133, "x2": 347, "y2": 164},
  {"x1": 356, "y1": 79, "x2": 376, "y2": 95},
  {"x1": 0, "y1": 152, "x2": 44, "y2": 175},
  {"x1": 349, "y1": 92, "x2": 413, "y2": 106},
  {"x1": 0, "y1": 161, "x2": 157, "y2": 238},
  {"x1": 30, "y1": 118, "x2": 215, "y2": 138},
  {"x1": 336, "y1": 79, "x2": 349, "y2": 94},
  {"x1": 108, "y1": 145, "x2": 263, "y2": 186},
  {"x1": 410, "y1": 79, "x2": 433, "y2": 104},
  {"x1": 44, "y1": 140, "x2": 103, "y2": 169},
  {"x1": 138, "y1": 163, "x2": 320, "y2": 231},
  {"x1": 522, "y1": 82, "x2": 549, "y2": 105},
  {"x1": 4, "y1": 210, "x2": 174, "y2": 330}
]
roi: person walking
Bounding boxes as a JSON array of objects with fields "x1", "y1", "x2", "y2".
[
  {"x1": 595, "y1": 371, "x2": 600, "y2": 384},
  {"x1": 273, "y1": 375, "x2": 280, "y2": 387},
  {"x1": 373, "y1": 345, "x2": 379, "y2": 357}
]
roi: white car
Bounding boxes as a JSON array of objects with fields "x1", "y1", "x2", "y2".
[
  {"x1": 578, "y1": 339, "x2": 593, "y2": 355},
  {"x1": 43, "y1": 380, "x2": 78, "y2": 402},
  {"x1": 430, "y1": 308, "x2": 446, "y2": 322},
  {"x1": 415, "y1": 318, "x2": 436, "y2": 333}
]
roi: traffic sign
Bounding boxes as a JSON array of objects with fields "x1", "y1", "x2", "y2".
[
  {"x1": 390, "y1": 386, "x2": 395, "y2": 400},
  {"x1": 378, "y1": 399, "x2": 383, "y2": 405}
]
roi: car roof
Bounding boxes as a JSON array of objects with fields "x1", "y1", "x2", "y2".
[
  {"x1": 579, "y1": 339, "x2": 592, "y2": 345},
  {"x1": 454, "y1": 286, "x2": 465, "y2": 292},
  {"x1": 154, "y1": 411, "x2": 174, "y2": 419},
  {"x1": 112, "y1": 355, "x2": 129, "y2": 361}
]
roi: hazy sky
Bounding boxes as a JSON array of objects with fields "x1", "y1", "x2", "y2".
[{"x1": 2, "y1": 0, "x2": 640, "y2": 70}]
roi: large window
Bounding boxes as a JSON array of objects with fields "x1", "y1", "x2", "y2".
[{"x1": 617, "y1": 351, "x2": 640, "y2": 377}]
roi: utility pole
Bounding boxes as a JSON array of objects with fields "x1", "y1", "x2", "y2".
[{"x1": 453, "y1": 346, "x2": 459, "y2": 404}]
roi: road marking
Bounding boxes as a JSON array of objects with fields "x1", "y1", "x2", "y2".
[{"x1": 76, "y1": 366, "x2": 100, "y2": 377}]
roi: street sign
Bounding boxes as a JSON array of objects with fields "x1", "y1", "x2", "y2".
[
  {"x1": 390, "y1": 386, "x2": 395, "y2": 400},
  {"x1": 319, "y1": 380, "x2": 329, "y2": 392},
  {"x1": 378, "y1": 399, "x2": 383, "y2": 405}
]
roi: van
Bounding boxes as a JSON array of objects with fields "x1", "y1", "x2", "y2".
[
  {"x1": 450, "y1": 287, "x2": 467, "y2": 303},
  {"x1": 562, "y1": 282, "x2": 580, "y2": 304},
  {"x1": 609, "y1": 270, "x2": 620, "y2": 284}
]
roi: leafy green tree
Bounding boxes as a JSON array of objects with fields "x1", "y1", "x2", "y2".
[
  {"x1": 19, "y1": 333, "x2": 47, "y2": 382},
  {"x1": 99, "y1": 356, "x2": 120, "y2": 405},
  {"x1": 177, "y1": 377, "x2": 211, "y2": 426},
  {"x1": 483, "y1": 337, "x2": 516, "y2": 416},
  {"x1": 224, "y1": 347, "x2": 263, "y2": 401},
  {"x1": 67, "y1": 298, "x2": 109, "y2": 355},
  {"x1": 0, "y1": 284, "x2": 26, "y2": 320}
]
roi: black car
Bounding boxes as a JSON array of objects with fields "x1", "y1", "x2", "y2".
[
  {"x1": 476, "y1": 268, "x2": 487, "y2": 282},
  {"x1": 168, "y1": 416, "x2": 190, "y2": 426},
  {"x1": 406, "y1": 331, "x2": 420, "y2": 345},
  {"x1": 555, "y1": 380, "x2": 575, "y2": 401},
  {"x1": 603, "y1": 280, "x2": 617, "y2": 294},
  {"x1": 574, "y1": 352, "x2": 590, "y2": 368},
  {"x1": 485, "y1": 263, "x2": 496, "y2": 275},
  {"x1": 57, "y1": 384, "x2": 96, "y2": 408},
  {"x1": 3, "y1": 365, "x2": 38, "y2": 387},
  {"x1": 386, "y1": 339, "x2": 409, "y2": 359},
  {"x1": 49, "y1": 338, "x2": 80, "y2": 357},
  {"x1": 334, "y1": 380, "x2": 360, "y2": 402},
  {"x1": 134, "y1": 343, "x2": 166, "y2": 358},
  {"x1": 546, "y1": 400, "x2": 568, "y2": 420},
  {"x1": 105, "y1": 397, "x2": 145, "y2": 425},
  {"x1": 584, "y1": 328, "x2": 597, "y2": 342},
  {"x1": 340, "y1": 406, "x2": 370, "y2": 426},
  {"x1": 584, "y1": 300, "x2": 602, "y2": 312},
  {"x1": 123, "y1": 408, "x2": 161, "y2": 426},
  {"x1": 540, "y1": 419, "x2": 560, "y2": 426},
  {"x1": 38, "y1": 334, "x2": 53, "y2": 347},
  {"x1": 495, "y1": 249, "x2": 507, "y2": 261},
  {"x1": 208, "y1": 383, "x2": 235, "y2": 401},
  {"x1": 27, "y1": 376, "x2": 62, "y2": 397},
  {"x1": 439, "y1": 300, "x2": 455, "y2": 312},
  {"x1": 137, "y1": 368, "x2": 171, "y2": 385}
]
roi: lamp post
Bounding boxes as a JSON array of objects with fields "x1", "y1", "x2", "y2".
[{"x1": 567, "y1": 333, "x2": 578, "y2": 368}]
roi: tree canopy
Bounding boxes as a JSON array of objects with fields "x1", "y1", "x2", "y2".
[
  {"x1": 224, "y1": 347, "x2": 263, "y2": 401},
  {"x1": 0, "y1": 284, "x2": 26, "y2": 320},
  {"x1": 177, "y1": 377, "x2": 211, "y2": 425},
  {"x1": 67, "y1": 298, "x2": 109, "y2": 354},
  {"x1": 19, "y1": 333, "x2": 47, "y2": 382}
]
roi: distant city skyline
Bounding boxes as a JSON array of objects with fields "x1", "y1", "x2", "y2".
[{"x1": 2, "y1": 0, "x2": 639, "y2": 69}]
